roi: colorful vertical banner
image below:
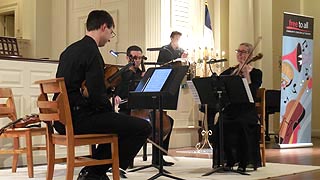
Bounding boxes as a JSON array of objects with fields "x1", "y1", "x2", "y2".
[{"x1": 279, "y1": 12, "x2": 314, "y2": 148}]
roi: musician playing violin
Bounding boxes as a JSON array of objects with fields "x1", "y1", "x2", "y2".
[
  {"x1": 216, "y1": 42, "x2": 262, "y2": 172},
  {"x1": 115, "y1": 45, "x2": 175, "y2": 167},
  {"x1": 114, "y1": 45, "x2": 146, "y2": 114},
  {"x1": 55, "y1": 10, "x2": 151, "y2": 180}
]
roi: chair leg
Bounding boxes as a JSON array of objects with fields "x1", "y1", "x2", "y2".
[
  {"x1": 142, "y1": 142, "x2": 147, "y2": 161},
  {"x1": 47, "y1": 143, "x2": 55, "y2": 180},
  {"x1": 12, "y1": 137, "x2": 19, "y2": 173},
  {"x1": 111, "y1": 137, "x2": 120, "y2": 180},
  {"x1": 25, "y1": 131, "x2": 34, "y2": 178},
  {"x1": 66, "y1": 146, "x2": 75, "y2": 180},
  {"x1": 262, "y1": 147, "x2": 266, "y2": 166}
]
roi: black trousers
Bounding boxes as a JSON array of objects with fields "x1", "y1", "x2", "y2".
[
  {"x1": 151, "y1": 115, "x2": 174, "y2": 162},
  {"x1": 213, "y1": 104, "x2": 261, "y2": 168},
  {"x1": 55, "y1": 108, "x2": 152, "y2": 175},
  {"x1": 119, "y1": 108, "x2": 174, "y2": 162}
]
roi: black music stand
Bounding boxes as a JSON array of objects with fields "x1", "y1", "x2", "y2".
[
  {"x1": 128, "y1": 66, "x2": 188, "y2": 180},
  {"x1": 192, "y1": 75, "x2": 253, "y2": 176}
]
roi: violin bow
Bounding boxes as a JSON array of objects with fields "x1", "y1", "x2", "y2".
[
  {"x1": 147, "y1": 138, "x2": 179, "y2": 161},
  {"x1": 0, "y1": 117, "x2": 23, "y2": 135}
]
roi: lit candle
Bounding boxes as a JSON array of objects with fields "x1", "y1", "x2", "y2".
[
  {"x1": 215, "y1": 50, "x2": 220, "y2": 59},
  {"x1": 221, "y1": 51, "x2": 225, "y2": 58}
]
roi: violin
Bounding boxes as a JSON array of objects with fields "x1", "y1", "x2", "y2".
[
  {"x1": 279, "y1": 78, "x2": 310, "y2": 144},
  {"x1": 81, "y1": 62, "x2": 134, "y2": 97},
  {"x1": 232, "y1": 53, "x2": 263, "y2": 76},
  {"x1": 104, "y1": 64, "x2": 122, "y2": 90},
  {"x1": 0, "y1": 114, "x2": 40, "y2": 135}
]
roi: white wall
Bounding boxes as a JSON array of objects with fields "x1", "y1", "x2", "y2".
[{"x1": 0, "y1": 58, "x2": 57, "y2": 168}]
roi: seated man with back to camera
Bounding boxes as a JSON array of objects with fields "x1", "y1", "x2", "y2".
[{"x1": 54, "y1": 10, "x2": 152, "y2": 180}]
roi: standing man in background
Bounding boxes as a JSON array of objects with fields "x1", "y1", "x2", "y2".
[{"x1": 157, "y1": 31, "x2": 188, "y2": 64}]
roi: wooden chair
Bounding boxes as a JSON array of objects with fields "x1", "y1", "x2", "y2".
[
  {"x1": 0, "y1": 88, "x2": 47, "y2": 178},
  {"x1": 35, "y1": 78, "x2": 120, "y2": 180},
  {"x1": 255, "y1": 88, "x2": 266, "y2": 166}
]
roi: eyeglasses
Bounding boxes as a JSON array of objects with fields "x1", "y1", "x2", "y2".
[
  {"x1": 235, "y1": 49, "x2": 249, "y2": 54},
  {"x1": 131, "y1": 55, "x2": 147, "y2": 60},
  {"x1": 111, "y1": 30, "x2": 116, "y2": 38}
]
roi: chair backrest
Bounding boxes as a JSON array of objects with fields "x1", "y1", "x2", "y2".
[
  {"x1": 0, "y1": 88, "x2": 17, "y2": 121},
  {"x1": 35, "y1": 78, "x2": 74, "y2": 137}
]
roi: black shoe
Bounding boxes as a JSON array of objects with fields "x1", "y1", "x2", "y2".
[
  {"x1": 128, "y1": 159, "x2": 134, "y2": 169},
  {"x1": 106, "y1": 168, "x2": 127, "y2": 178},
  {"x1": 237, "y1": 166, "x2": 246, "y2": 172},
  {"x1": 120, "y1": 169, "x2": 127, "y2": 178},
  {"x1": 77, "y1": 169, "x2": 110, "y2": 180},
  {"x1": 152, "y1": 159, "x2": 174, "y2": 166},
  {"x1": 246, "y1": 163, "x2": 258, "y2": 170}
]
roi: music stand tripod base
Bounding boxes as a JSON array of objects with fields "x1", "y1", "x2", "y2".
[
  {"x1": 128, "y1": 96, "x2": 184, "y2": 180},
  {"x1": 202, "y1": 166, "x2": 250, "y2": 176},
  {"x1": 128, "y1": 107, "x2": 170, "y2": 175},
  {"x1": 148, "y1": 172, "x2": 185, "y2": 180},
  {"x1": 128, "y1": 66, "x2": 188, "y2": 180}
]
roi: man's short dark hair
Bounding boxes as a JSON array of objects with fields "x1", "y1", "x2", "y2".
[
  {"x1": 126, "y1": 45, "x2": 143, "y2": 56},
  {"x1": 170, "y1": 31, "x2": 182, "y2": 38},
  {"x1": 86, "y1": 10, "x2": 115, "y2": 31}
]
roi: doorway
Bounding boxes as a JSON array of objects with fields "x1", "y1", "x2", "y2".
[{"x1": 0, "y1": 12, "x2": 15, "y2": 37}]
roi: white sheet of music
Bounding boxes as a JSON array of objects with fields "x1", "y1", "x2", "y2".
[
  {"x1": 143, "y1": 69, "x2": 172, "y2": 92},
  {"x1": 186, "y1": 81, "x2": 201, "y2": 104},
  {"x1": 242, "y1": 78, "x2": 254, "y2": 103}
]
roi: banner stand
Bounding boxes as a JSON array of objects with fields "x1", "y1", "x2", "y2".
[{"x1": 279, "y1": 12, "x2": 314, "y2": 149}]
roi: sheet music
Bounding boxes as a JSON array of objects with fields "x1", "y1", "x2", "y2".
[
  {"x1": 242, "y1": 78, "x2": 254, "y2": 103},
  {"x1": 186, "y1": 80, "x2": 201, "y2": 104},
  {"x1": 143, "y1": 69, "x2": 172, "y2": 92}
]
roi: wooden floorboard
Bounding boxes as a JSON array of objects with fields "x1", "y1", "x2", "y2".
[{"x1": 170, "y1": 137, "x2": 320, "y2": 180}]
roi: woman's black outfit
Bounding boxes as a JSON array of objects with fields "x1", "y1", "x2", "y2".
[
  {"x1": 55, "y1": 35, "x2": 152, "y2": 177},
  {"x1": 214, "y1": 67, "x2": 262, "y2": 171}
]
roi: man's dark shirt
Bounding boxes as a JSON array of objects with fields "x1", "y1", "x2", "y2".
[
  {"x1": 56, "y1": 35, "x2": 112, "y2": 112},
  {"x1": 115, "y1": 68, "x2": 143, "y2": 111},
  {"x1": 157, "y1": 44, "x2": 184, "y2": 64}
]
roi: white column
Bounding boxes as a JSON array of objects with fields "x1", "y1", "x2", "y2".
[
  {"x1": 51, "y1": 0, "x2": 67, "y2": 59},
  {"x1": 128, "y1": 0, "x2": 146, "y2": 50},
  {"x1": 212, "y1": 0, "x2": 229, "y2": 67},
  {"x1": 229, "y1": 0, "x2": 254, "y2": 66},
  {"x1": 145, "y1": 0, "x2": 162, "y2": 62}
]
